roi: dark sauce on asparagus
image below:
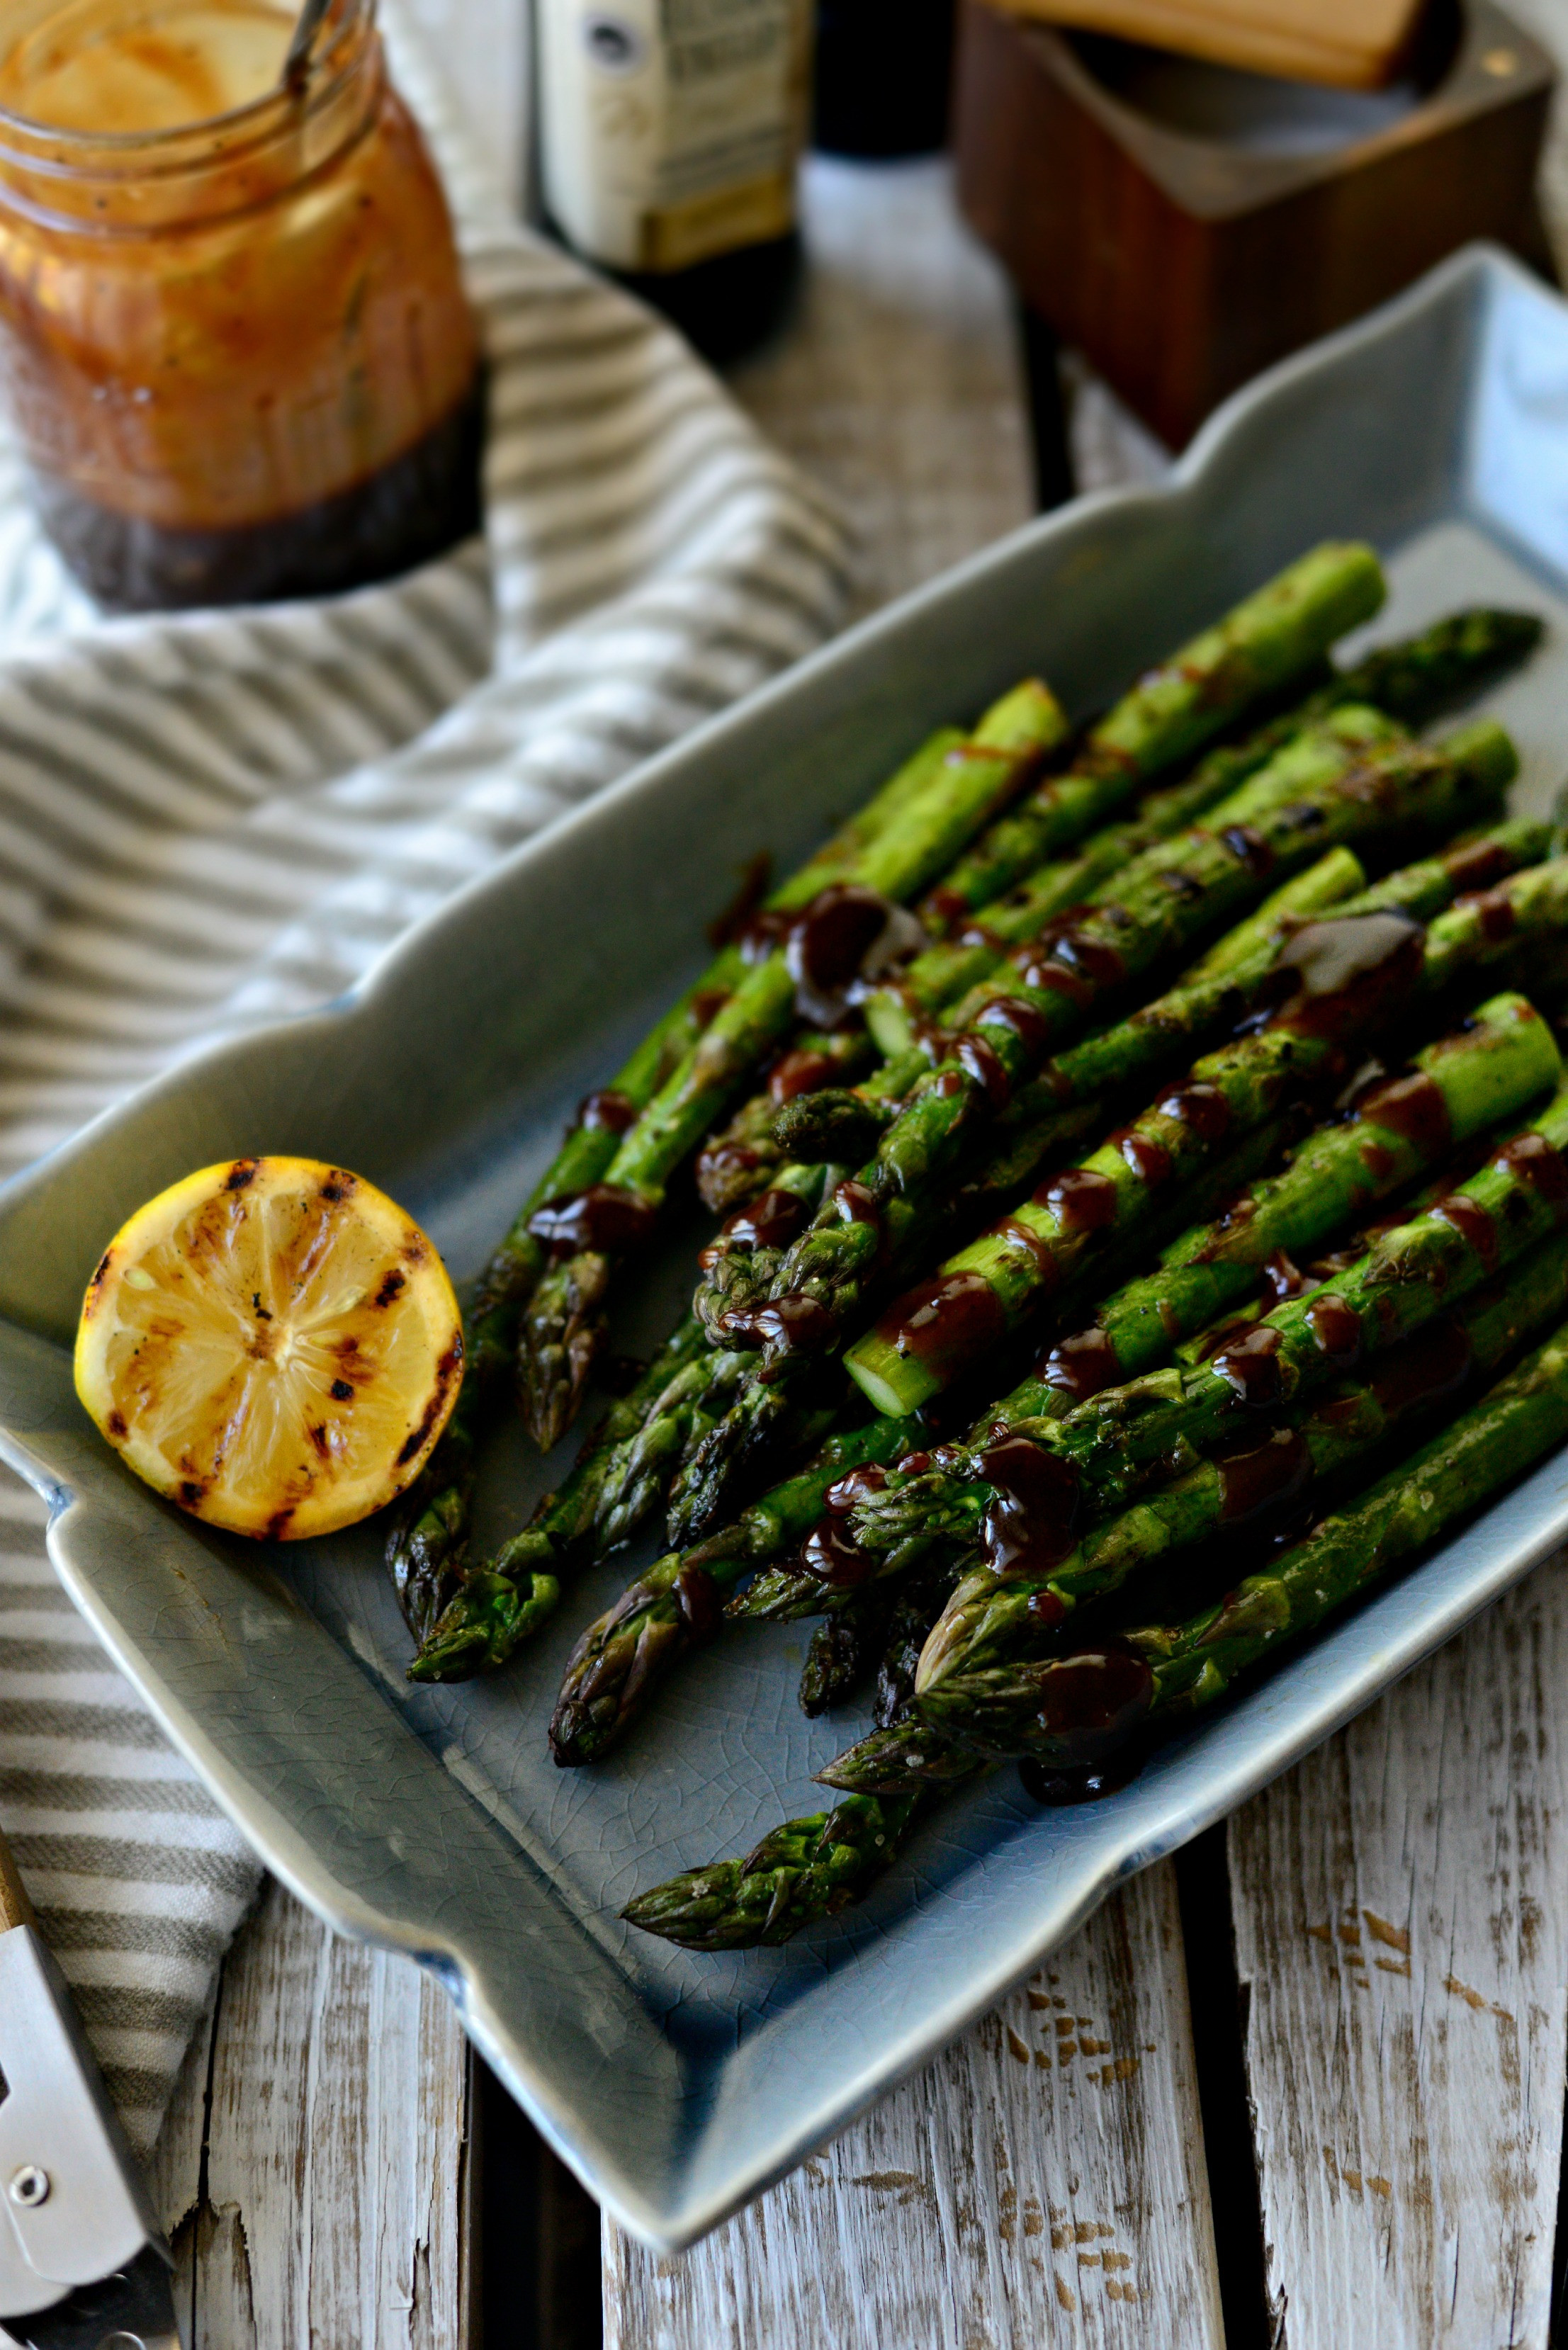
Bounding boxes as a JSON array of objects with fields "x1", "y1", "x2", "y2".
[
  {"x1": 1158, "y1": 1081, "x2": 1231, "y2": 1142},
  {"x1": 1213, "y1": 1321, "x2": 1285, "y2": 1405},
  {"x1": 872, "y1": 1269, "x2": 1010, "y2": 1369},
  {"x1": 1269, "y1": 910, "x2": 1424, "y2": 1039},
  {"x1": 1114, "y1": 1127, "x2": 1173, "y2": 1188},
  {"x1": 1433, "y1": 1193, "x2": 1501, "y2": 1270},
  {"x1": 769, "y1": 1046, "x2": 842, "y2": 1102},
  {"x1": 974, "y1": 995, "x2": 1056, "y2": 1058},
  {"x1": 1013, "y1": 1648, "x2": 1156, "y2": 1772},
  {"x1": 1443, "y1": 835, "x2": 1518, "y2": 892},
  {"x1": 1042, "y1": 1165, "x2": 1119, "y2": 1233},
  {"x1": 1217, "y1": 1426, "x2": 1312, "y2": 1524},
  {"x1": 718, "y1": 1294, "x2": 837, "y2": 1354},
  {"x1": 577, "y1": 1088, "x2": 638, "y2": 1133},
  {"x1": 528, "y1": 1183, "x2": 658, "y2": 1253},
  {"x1": 955, "y1": 1032, "x2": 1014, "y2": 1109},
  {"x1": 977, "y1": 1434, "x2": 1083, "y2": 1574},
  {"x1": 1042, "y1": 1324, "x2": 1123, "y2": 1402},
  {"x1": 1494, "y1": 1129, "x2": 1568, "y2": 1211},
  {"x1": 1307, "y1": 1293, "x2": 1363, "y2": 1369},
  {"x1": 1359, "y1": 1070, "x2": 1453, "y2": 1156},
  {"x1": 1457, "y1": 885, "x2": 1518, "y2": 943},
  {"x1": 801, "y1": 1518, "x2": 878, "y2": 1587},
  {"x1": 716, "y1": 1189, "x2": 809, "y2": 1253}
]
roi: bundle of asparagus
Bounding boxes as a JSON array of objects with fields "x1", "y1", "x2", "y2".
[{"x1": 383, "y1": 537, "x2": 1568, "y2": 1954}]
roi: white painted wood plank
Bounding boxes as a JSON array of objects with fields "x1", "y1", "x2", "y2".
[
  {"x1": 604, "y1": 1861, "x2": 1224, "y2": 2350},
  {"x1": 728, "y1": 156, "x2": 1037, "y2": 621},
  {"x1": 148, "y1": 1880, "x2": 473, "y2": 2350},
  {"x1": 1229, "y1": 1549, "x2": 1568, "y2": 2349}
]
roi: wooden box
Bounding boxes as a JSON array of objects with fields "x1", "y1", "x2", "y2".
[
  {"x1": 991, "y1": 0, "x2": 1428, "y2": 91},
  {"x1": 954, "y1": 0, "x2": 1556, "y2": 448}
]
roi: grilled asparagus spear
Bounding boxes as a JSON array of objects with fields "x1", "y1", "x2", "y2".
[
  {"x1": 544, "y1": 1416, "x2": 926, "y2": 1753},
  {"x1": 518, "y1": 683, "x2": 1068, "y2": 1450},
  {"x1": 385, "y1": 716, "x2": 974, "y2": 1623},
  {"x1": 918, "y1": 541, "x2": 1386, "y2": 924},
  {"x1": 844, "y1": 1083, "x2": 1568, "y2": 1573},
  {"x1": 922, "y1": 1310, "x2": 1568, "y2": 1768},
  {"x1": 850, "y1": 949, "x2": 1560, "y2": 1418},
  {"x1": 721, "y1": 723, "x2": 1513, "y2": 1391},
  {"x1": 825, "y1": 1221, "x2": 1568, "y2": 1790},
  {"x1": 625, "y1": 1306, "x2": 1568, "y2": 1945}
]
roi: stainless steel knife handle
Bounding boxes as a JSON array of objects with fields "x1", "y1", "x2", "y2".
[{"x1": 0, "y1": 1820, "x2": 181, "y2": 2349}]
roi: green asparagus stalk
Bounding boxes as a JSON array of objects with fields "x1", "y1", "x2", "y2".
[
  {"x1": 845, "y1": 1081, "x2": 1568, "y2": 1571},
  {"x1": 920, "y1": 1309, "x2": 1568, "y2": 1769},
  {"x1": 386, "y1": 718, "x2": 974, "y2": 1622},
  {"x1": 918, "y1": 541, "x2": 1387, "y2": 925},
  {"x1": 819, "y1": 1222, "x2": 1568, "y2": 1790},
  {"x1": 722, "y1": 722, "x2": 1516, "y2": 1390},
  {"x1": 519, "y1": 682, "x2": 1069, "y2": 1451},
  {"x1": 850, "y1": 983, "x2": 1560, "y2": 1416},
  {"x1": 799, "y1": 1595, "x2": 894, "y2": 1715},
  {"x1": 621, "y1": 1790, "x2": 931, "y2": 1951},
  {"x1": 871, "y1": 608, "x2": 1544, "y2": 1056},
  {"x1": 590, "y1": 1348, "x2": 760, "y2": 1556},
  {"x1": 696, "y1": 1029, "x2": 874, "y2": 1216},
  {"x1": 627, "y1": 1287, "x2": 1568, "y2": 1945},
  {"x1": 675, "y1": 844, "x2": 1461, "y2": 1547},
  {"x1": 545, "y1": 1415, "x2": 927, "y2": 1753},
  {"x1": 400, "y1": 1314, "x2": 711, "y2": 1664},
  {"x1": 681, "y1": 1092, "x2": 1308, "y2": 1566},
  {"x1": 871, "y1": 706, "x2": 1401, "y2": 1059}
]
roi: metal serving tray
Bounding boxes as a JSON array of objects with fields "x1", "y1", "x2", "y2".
[{"x1": 4, "y1": 244, "x2": 1568, "y2": 2252}]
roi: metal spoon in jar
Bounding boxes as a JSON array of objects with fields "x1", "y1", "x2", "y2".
[{"x1": 283, "y1": 0, "x2": 334, "y2": 91}]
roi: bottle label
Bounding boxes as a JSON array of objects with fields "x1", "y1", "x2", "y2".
[{"x1": 538, "y1": 0, "x2": 810, "y2": 272}]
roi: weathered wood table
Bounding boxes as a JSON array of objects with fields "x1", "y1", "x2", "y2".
[{"x1": 149, "y1": 10, "x2": 1568, "y2": 2341}]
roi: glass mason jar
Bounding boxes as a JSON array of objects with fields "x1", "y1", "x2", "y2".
[{"x1": 0, "y1": 0, "x2": 483, "y2": 609}]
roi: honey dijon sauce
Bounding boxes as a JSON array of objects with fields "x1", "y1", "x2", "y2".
[{"x1": 0, "y1": 0, "x2": 481, "y2": 607}]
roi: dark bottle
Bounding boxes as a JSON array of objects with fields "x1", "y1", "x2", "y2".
[
  {"x1": 536, "y1": 0, "x2": 811, "y2": 365},
  {"x1": 811, "y1": 0, "x2": 955, "y2": 158}
]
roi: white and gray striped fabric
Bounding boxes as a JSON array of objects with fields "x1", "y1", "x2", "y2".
[{"x1": 0, "y1": 0, "x2": 850, "y2": 2153}]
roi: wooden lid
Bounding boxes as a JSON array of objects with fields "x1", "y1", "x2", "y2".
[{"x1": 988, "y1": 0, "x2": 1430, "y2": 89}]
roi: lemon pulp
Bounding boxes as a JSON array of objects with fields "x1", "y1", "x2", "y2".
[{"x1": 74, "y1": 1154, "x2": 463, "y2": 1540}]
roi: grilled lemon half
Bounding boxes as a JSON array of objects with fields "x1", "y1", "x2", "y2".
[{"x1": 74, "y1": 1156, "x2": 463, "y2": 1541}]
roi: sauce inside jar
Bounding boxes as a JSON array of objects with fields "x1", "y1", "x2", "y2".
[
  {"x1": 0, "y1": 0, "x2": 293, "y2": 128},
  {"x1": 0, "y1": 0, "x2": 482, "y2": 607}
]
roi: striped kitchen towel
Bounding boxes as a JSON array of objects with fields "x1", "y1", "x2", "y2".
[{"x1": 0, "y1": 0, "x2": 851, "y2": 2154}]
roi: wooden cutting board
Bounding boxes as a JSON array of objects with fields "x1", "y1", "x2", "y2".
[{"x1": 989, "y1": 0, "x2": 1428, "y2": 89}]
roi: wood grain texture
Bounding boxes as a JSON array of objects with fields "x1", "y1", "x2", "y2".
[
  {"x1": 1229, "y1": 1549, "x2": 1568, "y2": 2349},
  {"x1": 147, "y1": 1880, "x2": 473, "y2": 2350},
  {"x1": 604, "y1": 1862, "x2": 1224, "y2": 2350},
  {"x1": 728, "y1": 155, "x2": 1037, "y2": 621}
]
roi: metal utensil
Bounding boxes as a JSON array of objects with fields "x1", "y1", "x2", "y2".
[
  {"x1": 282, "y1": 0, "x2": 333, "y2": 90},
  {"x1": 0, "y1": 1827, "x2": 179, "y2": 2350}
]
